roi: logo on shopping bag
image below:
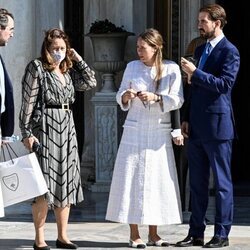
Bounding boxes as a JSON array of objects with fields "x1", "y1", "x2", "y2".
[{"x1": 2, "y1": 174, "x2": 19, "y2": 191}]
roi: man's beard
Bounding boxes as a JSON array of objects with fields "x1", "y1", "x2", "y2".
[{"x1": 199, "y1": 28, "x2": 215, "y2": 40}]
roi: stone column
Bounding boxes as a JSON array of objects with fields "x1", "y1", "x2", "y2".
[{"x1": 91, "y1": 92, "x2": 118, "y2": 192}]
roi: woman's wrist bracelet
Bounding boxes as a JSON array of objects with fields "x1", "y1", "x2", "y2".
[{"x1": 155, "y1": 94, "x2": 161, "y2": 102}]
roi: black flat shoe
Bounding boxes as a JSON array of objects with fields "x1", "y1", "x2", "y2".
[
  {"x1": 56, "y1": 239, "x2": 78, "y2": 249},
  {"x1": 203, "y1": 236, "x2": 229, "y2": 248},
  {"x1": 33, "y1": 243, "x2": 51, "y2": 250},
  {"x1": 176, "y1": 235, "x2": 204, "y2": 247}
]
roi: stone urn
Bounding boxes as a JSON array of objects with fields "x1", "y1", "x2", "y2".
[
  {"x1": 86, "y1": 20, "x2": 134, "y2": 192},
  {"x1": 86, "y1": 32, "x2": 134, "y2": 92}
]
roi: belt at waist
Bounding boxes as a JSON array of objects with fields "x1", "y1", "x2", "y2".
[{"x1": 45, "y1": 103, "x2": 72, "y2": 111}]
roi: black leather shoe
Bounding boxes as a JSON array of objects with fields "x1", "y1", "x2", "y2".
[
  {"x1": 33, "y1": 243, "x2": 51, "y2": 250},
  {"x1": 56, "y1": 239, "x2": 78, "y2": 249},
  {"x1": 203, "y1": 236, "x2": 229, "y2": 248},
  {"x1": 176, "y1": 235, "x2": 204, "y2": 247}
]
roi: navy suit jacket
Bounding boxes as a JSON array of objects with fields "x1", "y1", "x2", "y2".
[
  {"x1": 0, "y1": 55, "x2": 14, "y2": 137},
  {"x1": 184, "y1": 37, "x2": 240, "y2": 141}
]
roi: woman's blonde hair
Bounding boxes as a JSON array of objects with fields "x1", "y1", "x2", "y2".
[
  {"x1": 139, "y1": 28, "x2": 163, "y2": 90},
  {"x1": 41, "y1": 28, "x2": 73, "y2": 73}
]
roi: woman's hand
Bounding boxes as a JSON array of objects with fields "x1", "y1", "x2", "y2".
[
  {"x1": 173, "y1": 135, "x2": 184, "y2": 146},
  {"x1": 122, "y1": 89, "x2": 137, "y2": 104},
  {"x1": 69, "y1": 48, "x2": 82, "y2": 62},
  {"x1": 137, "y1": 91, "x2": 156, "y2": 102},
  {"x1": 22, "y1": 136, "x2": 39, "y2": 151}
]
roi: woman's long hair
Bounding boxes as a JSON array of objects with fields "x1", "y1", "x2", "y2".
[
  {"x1": 41, "y1": 28, "x2": 73, "y2": 73},
  {"x1": 139, "y1": 28, "x2": 163, "y2": 91}
]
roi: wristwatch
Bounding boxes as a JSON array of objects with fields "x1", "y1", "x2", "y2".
[{"x1": 155, "y1": 94, "x2": 162, "y2": 102}]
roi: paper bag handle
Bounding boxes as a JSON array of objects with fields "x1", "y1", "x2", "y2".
[{"x1": 1, "y1": 144, "x2": 18, "y2": 163}]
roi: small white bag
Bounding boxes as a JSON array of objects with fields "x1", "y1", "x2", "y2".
[
  {"x1": 0, "y1": 145, "x2": 48, "y2": 207},
  {"x1": 0, "y1": 184, "x2": 4, "y2": 217}
]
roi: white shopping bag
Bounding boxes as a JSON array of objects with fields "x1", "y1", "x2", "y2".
[
  {"x1": 0, "y1": 184, "x2": 4, "y2": 217},
  {"x1": 0, "y1": 151, "x2": 48, "y2": 207}
]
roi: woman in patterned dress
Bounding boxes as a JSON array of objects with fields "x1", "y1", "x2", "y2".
[
  {"x1": 19, "y1": 28, "x2": 96, "y2": 250},
  {"x1": 105, "y1": 28, "x2": 184, "y2": 248}
]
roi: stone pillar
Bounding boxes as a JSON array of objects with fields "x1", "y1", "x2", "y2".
[{"x1": 91, "y1": 92, "x2": 118, "y2": 192}]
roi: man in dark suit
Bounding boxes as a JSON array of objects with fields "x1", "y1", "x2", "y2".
[
  {"x1": 176, "y1": 4, "x2": 240, "y2": 248},
  {"x1": 0, "y1": 8, "x2": 15, "y2": 145}
]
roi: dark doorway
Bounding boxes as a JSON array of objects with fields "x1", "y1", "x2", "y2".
[
  {"x1": 64, "y1": 0, "x2": 85, "y2": 159},
  {"x1": 217, "y1": 1, "x2": 250, "y2": 193}
]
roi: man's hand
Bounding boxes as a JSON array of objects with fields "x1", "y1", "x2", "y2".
[
  {"x1": 181, "y1": 57, "x2": 197, "y2": 84},
  {"x1": 181, "y1": 121, "x2": 189, "y2": 138}
]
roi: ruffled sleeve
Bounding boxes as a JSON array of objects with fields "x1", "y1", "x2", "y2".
[
  {"x1": 70, "y1": 60, "x2": 97, "y2": 91},
  {"x1": 19, "y1": 59, "x2": 42, "y2": 139}
]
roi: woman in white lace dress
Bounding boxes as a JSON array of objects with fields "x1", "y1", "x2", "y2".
[
  {"x1": 19, "y1": 28, "x2": 96, "y2": 250},
  {"x1": 106, "y1": 28, "x2": 184, "y2": 248}
]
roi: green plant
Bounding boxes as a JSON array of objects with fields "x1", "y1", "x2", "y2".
[{"x1": 89, "y1": 19, "x2": 129, "y2": 34}]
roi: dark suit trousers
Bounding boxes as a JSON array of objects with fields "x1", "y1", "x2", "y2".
[{"x1": 187, "y1": 139, "x2": 233, "y2": 238}]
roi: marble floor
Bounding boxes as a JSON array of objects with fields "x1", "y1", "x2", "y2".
[
  {"x1": 1, "y1": 188, "x2": 250, "y2": 225},
  {"x1": 0, "y1": 188, "x2": 250, "y2": 250},
  {"x1": 1, "y1": 189, "x2": 109, "y2": 223}
]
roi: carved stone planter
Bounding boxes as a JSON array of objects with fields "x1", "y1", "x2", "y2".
[
  {"x1": 86, "y1": 32, "x2": 133, "y2": 92},
  {"x1": 87, "y1": 31, "x2": 133, "y2": 192}
]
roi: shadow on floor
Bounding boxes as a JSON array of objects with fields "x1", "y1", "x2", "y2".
[
  {"x1": 0, "y1": 239, "x2": 128, "y2": 249},
  {"x1": 1, "y1": 189, "x2": 250, "y2": 225}
]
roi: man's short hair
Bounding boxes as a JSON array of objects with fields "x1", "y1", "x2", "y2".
[{"x1": 0, "y1": 8, "x2": 14, "y2": 29}]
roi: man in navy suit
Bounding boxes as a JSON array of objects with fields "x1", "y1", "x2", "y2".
[
  {"x1": 0, "y1": 8, "x2": 15, "y2": 145},
  {"x1": 176, "y1": 4, "x2": 240, "y2": 248}
]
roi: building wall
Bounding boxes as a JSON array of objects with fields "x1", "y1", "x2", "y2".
[{"x1": 0, "y1": 0, "x2": 64, "y2": 154}]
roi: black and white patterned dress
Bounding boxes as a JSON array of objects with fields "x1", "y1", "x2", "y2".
[{"x1": 19, "y1": 59, "x2": 96, "y2": 208}]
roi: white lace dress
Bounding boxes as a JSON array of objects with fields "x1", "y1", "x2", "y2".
[{"x1": 106, "y1": 60, "x2": 184, "y2": 225}]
